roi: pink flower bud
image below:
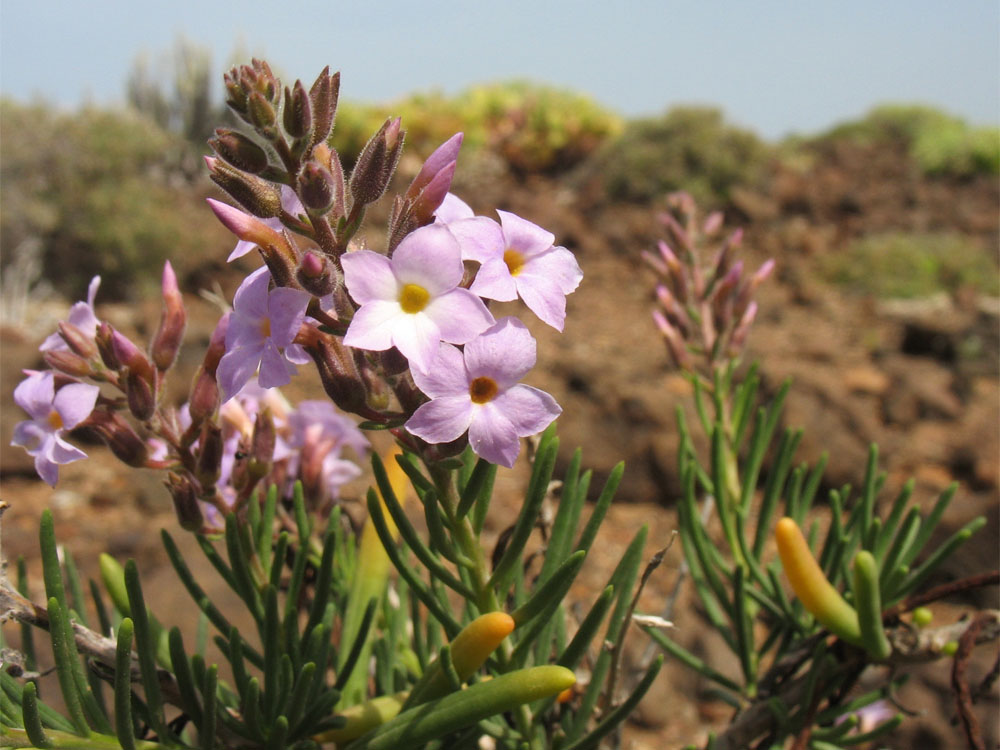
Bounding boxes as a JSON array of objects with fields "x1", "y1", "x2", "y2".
[
  {"x1": 57, "y1": 321, "x2": 98, "y2": 360},
  {"x1": 282, "y1": 79, "x2": 313, "y2": 140},
  {"x1": 43, "y1": 350, "x2": 93, "y2": 378},
  {"x1": 85, "y1": 410, "x2": 150, "y2": 467},
  {"x1": 151, "y1": 261, "x2": 187, "y2": 372},
  {"x1": 126, "y1": 369, "x2": 156, "y2": 421},
  {"x1": 309, "y1": 67, "x2": 340, "y2": 148},
  {"x1": 406, "y1": 133, "x2": 463, "y2": 201},
  {"x1": 110, "y1": 330, "x2": 154, "y2": 383},
  {"x1": 165, "y1": 472, "x2": 204, "y2": 532},
  {"x1": 411, "y1": 160, "x2": 457, "y2": 225},
  {"x1": 195, "y1": 423, "x2": 224, "y2": 487}
]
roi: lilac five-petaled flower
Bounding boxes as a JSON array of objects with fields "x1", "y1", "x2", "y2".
[
  {"x1": 217, "y1": 267, "x2": 311, "y2": 401},
  {"x1": 448, "y1": 210, "x2": 583, "y2": 331},
  {"x1": 342, "y1": 223, "x2": 494, "y2": 371},
  {"x1": 11, "y1": 371, "x2": 100, "y2": 486},
  {"x1": 40, "y1": 276, "x2": 101, "y2": 352},
  {"x1": 405, "y1": 317, "x2": 561, "y2": 468}
]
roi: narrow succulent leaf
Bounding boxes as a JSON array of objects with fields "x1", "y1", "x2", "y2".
[
  {"x1": 224, "y1": 514, "x2": 264, "y2": 622},
  {"x1": 352, "y1": 666, "x2": 575, "y2": 750},
  {"x1": 21, "y1": 681, "x2": 52, "y2": 748},
  {"x1": 752, "y1": 429, "x2": 802, "y2": 558},
  {"x1": 575, "y1": 461, "x2": 624, "y2": 552},
  {"x1": 257, "y1": 484, "x2": 279, "y2": 574},
  {"x1": 456, "y1": 457, "x2": 496, "y2": 520},
  {"x1": 114, "y1": 619, "x2": 137, "y2": 750},
  {"x1": 488, "y1": 434, "x2": 559, "y2": 593},
  {"x1": 124, "y1": 561, "x2": 165, "y2": 736},
  {"x1": 200, "y1": 665, "x2": 218, "y2": 750},
  {"x1": 878, "y1": 508, "x2": 922, "y2": 595},
  {"x1": 852, "y1": 551, "x2": 891, "y2": 660},
  {"x1": 168, "y1": 627, "x2": 203, "y2": 729},
  {"x1": 46, "y1": 597, "x2": 90, "y2": 736},
  {"x1": 898, "y1": 516, "x2": 986, "y2": 599},
  {"x1": 874, "y1": 478, "x2": 915, "y2": 562},
  {"x1": 312, "y1": 691, "x2": 406, "y2": 745},
  {"x1": 907, "y1": 482, "x2": 959, "y2": 565},
  {"x1": 265, "y1": 715, "x2": 289, "y2": 750},
  {"x1": 242, "y1": 678, "x2": 264, "y2": 742},
  {"x1": 732, "y1": 566, "x2": 757, "y2": 687},
  {"x1": 775, "y1": 518, "x2": 862, "y2": 645},
  {"x1": 859, "y1": 444, "x2": 880, "y2": 541},
  {"x1": 16, "y1": 557, "x2": 37, "y2": 671},
  {"x1": 512, "y1": 550, "x2": 586, "y2": 628},
  {"x1": 839, "y1": 713, "x2": 904, "y2": 745},
  {"x1": 557, "y1": 586, "x2": 615, "y2": 671},
  {"x1": 404, "y1": 612, "x2": 515, "y2": 708}
]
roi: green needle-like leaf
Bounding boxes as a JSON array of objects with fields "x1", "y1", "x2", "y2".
[{"x1": 114, "y1": 619, "x2": 137, "y2": 750}]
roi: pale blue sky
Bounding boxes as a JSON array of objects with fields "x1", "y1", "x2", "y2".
[{"x1": 1, "y1": 0, "x2": 997, "y2": 139}]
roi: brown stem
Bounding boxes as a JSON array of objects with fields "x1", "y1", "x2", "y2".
[{"x1": 952, "y1": 613, "x2": 990, "y2": 750}]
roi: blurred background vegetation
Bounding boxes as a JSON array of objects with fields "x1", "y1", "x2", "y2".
[{"x1": 1, "y1": 38, "x2": 997, "y2": 308}]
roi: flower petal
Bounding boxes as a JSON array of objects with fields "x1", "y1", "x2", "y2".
[
  {"x1": 434, "y1": 192, "x2": 474, "y2": 224},
  {"x1": 406, "y1": 396, "x2": 473, "y2": 444},
  {"x1": 516, "y1": 273, "x2": 569, "y2": 330},
  {"x1": 491, "y1": 384, "x2": 561, "y2": 437},
  {"x1": 217, "y1": 343, "x2": 264, "y2": 401},
  {"x1": 342, "y1": 250, "x2": 398, "y2": 305},
  {"x1": 233, "y1": 267, "x2": 272, "y2": 318},
  {"x1": 389, "y1": 312, "x2": 442, "y2": 371},
  {"x1": 410, "y1": 343, "x2": 469, "y2": 399},
  {"x1": 267, "y1": 287, "x2": 310, "y2": 346},
  {"x1": 343, "y1": 299, "x2": 404, "y2": 352},
  {"x1": 423, "y1": 288, "x2": 495, "y2": 345},
  {"x1": 446, "y1": 216, "x2": 504, "y2": 263},
  {"x1": 522, "y1": 246, "x2": 583, "y2": 295},
  {"x1": 13, "y1": 371, "x2": 55, "y2": 419},
  {"x1": 469, "y1": 257, "x2": 518, "y2": 302},
  {"x1": 498, "y1": 210, "x2": 555, "y2": 256},
  {"x1": 463, "y1": 317, "x2": 536, "y2": 387},
  {"x1": 392, "y1": 224, "x2": 465, "y2": 293},
  {"x1": 52, "y1": 382, "x2": 100, "y2": 429},
  {"x1": 468, "y1": 404, "x2": 520, "y2": 467},
  {"x1": 257, "y1": 339, "x2": 295, "y2": 388}
]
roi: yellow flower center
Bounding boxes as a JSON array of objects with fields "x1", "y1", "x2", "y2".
[
  {"x1": 503, "y1": 248, "x2": 525, "y2": 277},
  {"x1": 399, "y1": 283, "x2": 431, "y2": 313},
  {"x1": 47, "y1": 410, "x2": 64, "y2": 430},
  {"x1": 469, "y1": 376, "x2": 498, "y2": 404},
  {"x1": 259, "y1": 318, "x2": 272, "y2": 338}
]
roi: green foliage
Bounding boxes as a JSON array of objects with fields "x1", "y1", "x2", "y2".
[
  {"x1": 821, "y1": 231, "x2": 999, "y2": 299},
  {"x1": 577, "y1": 106, "x2": 771, "y2": 204},
  {"x1": 0, "y1": 99, "x2": 226, "y2": 300},
  {"x1": 331, "y1": 81, "x2": 622, "y2": 173},
  {"x1": 818, "y1": 104, "x2": 999, "y2": 177}
]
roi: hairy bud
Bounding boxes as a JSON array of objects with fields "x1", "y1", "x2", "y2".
[
  {"x1": 349, "y1": 117, "x2": 405, "y2": 206},
  {"x1": 296, "y1": 251, "x2": 336, "y2": 297},
  {"x1": 165, "y1": 472, "x2": 204, "y2": 532},
  {"x1": 210, "y1": 129, "x2": 270, "y2": 174},
  {"x1": 195, "y1": 423, "x2": 224, "y2": 487},
  {"x1": 57, "y1": 321, "x2": 98, "y2": 360},
  {"x1": 298, "y1": 162, "x2": 336, "y2": 214},
  {"x1": 125, "y1": 369, "x2": 156, "y2": 421},
  {"x1": 283, "y1": 80, "x2": 313, "y2": 140},
  {"x1": 309, "y1": 67, "x2": 340, "y2": 147},
  {"x1": 43, "y1": 349, "x2": 93, "y2": 378},
  {"x1": 151, "y1": 261, "x2": 186, "y2": 371},
  {"x1": 206, "y1": 156, "x2": 282, "y2": 218}
]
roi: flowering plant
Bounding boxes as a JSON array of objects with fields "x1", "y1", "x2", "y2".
[{"x1": 1, "y1": 61, "x2": 995, "y2": 750}]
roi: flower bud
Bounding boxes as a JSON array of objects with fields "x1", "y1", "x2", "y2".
[
  {"x1": 352, "y1": 348, "x2": 391, "y2": 412},
  {"x1": 85, "y1": 410, "x2": 150, "y2": 467},
  {"x1": 283, "y1": 80, "x2": 313, "y2": 140},
  {"x1": 95, "y1": 322, "x2": 119, "y2": 370},
  {"x1": 303, "y1": 331, "x2": 369, "y2": 416},
  {"x1": 309, "y1": 67, "x2": 340, "y2": 147},
  {"x1": 411, "y1": 160, "x2": 456, "y2": 225},
  {"x1": 297, "y1": 162, "x2": 335, "y2": 214},
  {"x1": 151, "y1": 261, "x2": 186, "y2": 372},
  {"x1": 248, "y1": 407, "x2": 276, "y2": 480},
  {"x1": 206, "y1": 156, "x2": 282, "y2": 218},
  {"x1": 248, "y1": 90, "x2": 277, "y2": 134},
  {"x1": 165, "y1": 472, "x2": 204, "y2": 532},
  {"x1": 111, "y1": 330, "x2": 154, "y2": 384},
  {"x1": 405, "y1": 132, "x2": 463, "y2": 202},
  {"x1": 209, "y1": 129, "x2": 270, "y2": 174},
  {"x1": 203, "y1": 312, "x2": 230, "y2": 376},
  {"x1": 349, "y1": 117, "x2": 405, "y2": 206},
  {"x1": 43, "y1": 349, "x2": 93, "y2": 378},
  {"x1": 195, "y1": 423, "x2": 224, "y2": 487},
  {"x1": 187, "y1": 367, "x2": 219, "y2": 427},
  {"x1": 653, "y1": 310, "x2": 691, "y2": 371},
  {"x1": 126, "y1": 369, "x2": 156, "y2": 421},
  {"x1": 296, "y1": 251, "x2": 336, "y2": 297},
  {"x1": 57, "y1": 321, "x2": 98, "y2": 360}
]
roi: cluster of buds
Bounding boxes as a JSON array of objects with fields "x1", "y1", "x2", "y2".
[{"x1": 643, "y1": 191, "x2": 773, "y2": 375}]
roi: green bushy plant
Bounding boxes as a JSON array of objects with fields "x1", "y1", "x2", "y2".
[
  {"x1": 576, "y1": 107, "x2": 771, "y2": 205},
  {"x1": 0, "y1": 100, "x2": 227, "y2": 301},
  {"x1": 818, "y1": 104, "x2": 1000, "y2": 177},
  {"x1": 821, "y1": 231, "x2": 1000, "y2": 299}
]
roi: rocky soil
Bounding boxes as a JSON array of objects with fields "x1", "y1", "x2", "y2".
[{"x1": 1, "y1": 139, "x2": 997, "y2": 748}]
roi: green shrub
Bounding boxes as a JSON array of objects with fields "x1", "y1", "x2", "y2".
[
  {"x1": 331, "y1": 82, "x2": 622, "y2": 174},
  {"x1": 1, "y1": 99, "x2": 226, "y2": 300},
  {"x1": 818, "y1": 104, "x2": 999, "y2": 177},
  {"x1": 577, "y1": 106, "x2": 771, "y2": 205},
  {"x1": 822, "y1": 231, "x2": 999, "y2": 299}
]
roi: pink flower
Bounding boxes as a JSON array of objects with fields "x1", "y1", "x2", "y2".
[
  {"x1": 11, "y1": 371, "x2": 100, "y2": 486},
  {"x1": 216, "y1": 267, "x2": 311, "y2": 401},
  {"x1": 405, "y1": 317, "x2": 561, "y2": 467},
  {"x1": 448, "y1": 210, "x2": 583, "y2": 331},
  {"x1": 341, "y1": 223, "x2": 494, "y2": 371},
  {"x1": 40, "y1": 276, "x2": 101, "y2": 352},
  {"x1": 226, "y1": 186, "x2": 305, "y2": 262}
]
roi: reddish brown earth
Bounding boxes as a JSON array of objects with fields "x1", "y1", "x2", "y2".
[{"x1": 2, "y1": 140, "x2": 997, "y2": 748}]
